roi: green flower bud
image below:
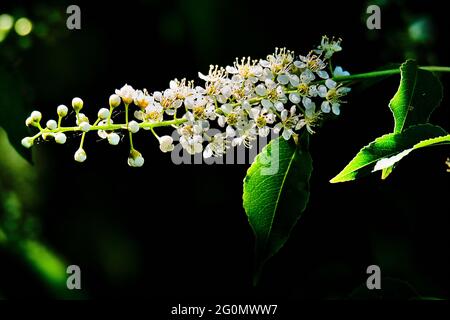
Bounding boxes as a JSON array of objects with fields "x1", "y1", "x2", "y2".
[
  {"x1": 57, "y1": 105, "x2": 69, "y2": 117},
  {"x1": 21, "y1": 137, "x2": 33, "y2": 148},
  {"x1": 109, "y1": 94, "x2": 121, "y2": 108},
  {"x1": 72, "y1": 97, "x2": 84, "y2": 112},
  {"x1": 74, "y1": 148, "x2": 87, "y2": 162}
]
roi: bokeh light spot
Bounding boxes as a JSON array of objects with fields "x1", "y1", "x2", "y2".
[{"x1": 14, "y1": 17, "x2": 33, "y2": 36}]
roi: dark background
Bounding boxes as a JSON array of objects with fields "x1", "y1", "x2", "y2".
[{"x1": 0, "y1": 0, "x2": 448, "y2": 300}]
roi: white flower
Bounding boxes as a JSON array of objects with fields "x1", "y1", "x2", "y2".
[
  {"x1": 159, "y1": 135, "x2": 174, "y2": 153},
  {"x1": 98, "y1": 108, "x2": 110, "y2": 120},
  {"x1": 226, "y1": 57, "x2": 263, "y2": 83},
  {"x1": 318, "y1": 79, "x2": 351, "y2": 115},
  {"x1": 258, "y1": 79, "x2": 287, "y2": 112},
  {"x1": 294, "y1": 53, "x2": 329, "y2": 79},
  {"x1": 115, "y1": 84, "x2": 136, "y2": 105},
  {"x1": 199, "y1": 65, "x2": 227, "y2": 83},
  {"x1": 54, "y1": 132, "x2": 67, "y2": 144},
  {"x1": 217, "y1": 104, "x2": 249, "y2": 137},
  {"x1": 107, "y1": 133, "x2": 120, "y2": 145},
  {"x1": 128, "y1": 120, "x2": 140, "y2": 133},
  {"x1": 46, "y1": 119, "x2": 57, "y2": 130},
  {"x1": 259, "y1": 47, "x2": 294, "y2": 76},
  {"x1": 134, "y1": 89, "x2": 152, "y2": 109},
  {"x1": 178, "y1": 118, "x2": 206, "y2": 155},
  {"x1": 180, "y1": 135, "x2": 203, "y2": 154},
  {"x1": 274, "y1": 105, "x2": 299, "y2": 140},
  {"x1": 232, "y1": 121, "x2": 257, "y2": 148},
  {"x1": 109, "y1": 94, "x2": 121, "y2": 108},
  {"x1": 178, "y1": 121, "x2": 205, "y2": 155},
  {"x1": 333, "y1": 66, "x2": 350, "y2": 77},
  {"x1": 74, "y1": 148, "x2": 87, "y2": 162},
  {"x1": 72, "y1": 97, "x2": 83, "y2": 112},
  {"x1": 249, "y1": 107, "x2": 275, "y2": 137},
  {"x1": 144, "y1": 102, "x2": 164, "y2": 123},
  {"x1": 57, "y1": 105, "x2": 68, "y2": 117},
  {"x1": 153, "y1": 88, "x2": 183, "y2": 115},
  {"x1": 21, "y1": 137, "x2": 33, "y2": 148},
  {"x1": 315, "y1": 35, "x2": 342, "y2": 59},
  {"x1": 203, "y1": 133, "x2": 228, "y2": 158},
  {"x1": 30, "y1": 111, "x2": 42, "y2": 122},
  {"x1": 295, "y1": 107, "x2": 321, "y2": 134}
]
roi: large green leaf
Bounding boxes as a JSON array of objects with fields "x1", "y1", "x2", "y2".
[
  {"x1": 330, "y1": 124, "x2": 449, "y2": 183},
  {"x1": 381, "y1": 60, "x2": 443, "y2": 178},
  {"x1": 243, "y1": 135, "x2": 312, "y2": 284},
  {"x1": 389, "y1": 60, "x2": 442, "y2": 134}
]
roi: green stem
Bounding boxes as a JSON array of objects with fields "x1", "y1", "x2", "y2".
[
  {"x1": 107, "y1": 106, "x2": 115, "y2": 125},
  {"x1": 79, "y1": 118, "x2": 101, "y2": 149},
  {"x1": 125, "y1": 103, "x2": 133, "y2": 149},
  {"x1": 332, "y1": 66, "x2": 450, "y2": 82},
  {"x1": 38, "y1": 118, "x2": 187, "y2": 135},
  {"x1": 150, "y1": 127, "x2": 159, "y2": 139}
]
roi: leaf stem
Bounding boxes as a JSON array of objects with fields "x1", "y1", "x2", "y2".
[{"x1": 333, "y1": 66, "x2": 450, "y2": 82}]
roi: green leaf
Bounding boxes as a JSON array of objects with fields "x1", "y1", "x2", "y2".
[
  {"x1": 330, "y1": 124, "x2": 449, "y2": 183},
  {"x1": 389, "y1": 60, "x2": 443, "y2": 134},
  {"x1": 382, "y1": 60, "x2": 443, "y2": 178},
  {"x1": 243, "y1": 135, "x2": 312, "y2": 284}
]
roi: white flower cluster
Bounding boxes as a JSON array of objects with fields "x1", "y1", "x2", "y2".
[{"x1": 22, "y1": 36, "x2": 351, "y2": 166}]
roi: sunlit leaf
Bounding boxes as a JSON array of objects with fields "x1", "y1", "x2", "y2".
[
  {"x1": 331, "y1": 124, "x2": 449, "y2": 183},
  {"x1": 243, "y1": 135, "x2": 312, "y2": 284}
]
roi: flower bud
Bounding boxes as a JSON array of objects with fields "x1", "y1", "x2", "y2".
[
  {"x1": 74, "y1": 148, "x2": 87, "y2": 162},
  {"x1": 109, "y1": 94, "x2": 121, "y2": 108},
  {"x1": 72, "y1": 97, "x2": 84, "y2": 112},
  {"x1": 55, "y1": 132, "x2": 67, "y2": 144},
  {"x1": 79, "y1": 122, "x2": 91, "y2": 132},
  {"x1": 128, "y1": 120, "x2": 140, "y2": 133},
  {"x1": 159, "y1": 135, "x2": 174, "y2": 153},
  {"x1": 107, "y1": 133, "x2": 120, "y2": 145},
  {"x1": 57, "y1": 105, "x2": 68, "y2": 117},
  {"x1": 46, "y1": 119, "x2": 57, "y2": 130},
  {"x1": 21, "y1": 137, "x2": 33, "y2": 148},
  {"x1": 30, "y1": 111, "x2": 42, "y2": 122},
  {"x1": 25, "y1": 117, "x2": 33, "y2": 127},
  {"x1": 115, "y1": 85, "x2": 136, "y2": 105},
  {"x1": 76, "y1": 113, "x2": 89, "y2": 125},
  {"x1": 127, "y1": 149, "x2": 144, "y2": 167},
  {"x1": 98, "y1": 108, "x2": 110, "y2": 120}
]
